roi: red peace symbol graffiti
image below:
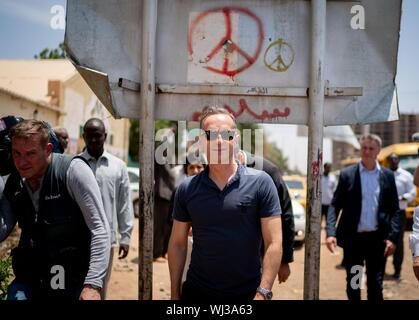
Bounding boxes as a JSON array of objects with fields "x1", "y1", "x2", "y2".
[{"x1": 188, "y1": 7, "x2": 264, "y2": 77}]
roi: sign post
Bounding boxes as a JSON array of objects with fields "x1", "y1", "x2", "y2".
[
  {"x1": 304, "y1": 0, "x2": 326, "y2": 300},
  {"x1": 138, "y1": 0, "x2": 157, "y2": 300}
]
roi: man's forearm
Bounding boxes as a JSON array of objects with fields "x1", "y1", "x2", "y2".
[
  {"x1": 168, "y1": 244, "x2": 187, "y2": 299},
  {"x1": 260, "y1": 241, "x2": 282, "y2": 289}
]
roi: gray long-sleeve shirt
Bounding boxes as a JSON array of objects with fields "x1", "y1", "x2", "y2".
[
  {"x1": 0, "y1": 159, "x2": 110, "y2": 289},
  {"x1": 66, "y1": 158, "x2": 111, "y2": 288},
  {"x1": 80, "y1": 150, "x2": 133, "y2": 247}
]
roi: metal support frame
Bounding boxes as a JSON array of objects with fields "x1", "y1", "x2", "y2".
[{"x1": 304, "y1": 0, "x2": 326, "y2": 300}]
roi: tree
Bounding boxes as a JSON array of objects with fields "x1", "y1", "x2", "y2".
[
  {"x1": 128, "y1": 119, "x2": 140, "y2": 163},
  {"x1": 128, "y1": 119, "x2": 176, "y2": 163},
  {"x1": 128, "y1": 119, "x2": 295, "y2": 174},
  {"x1": 34, "y1": 42, "x2": 66, "y2": 59},
  {"x1": 263, "y1": 140, "x2": 291, "y2": 174}
]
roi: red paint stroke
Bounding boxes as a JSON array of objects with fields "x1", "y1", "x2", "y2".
[
  {"x1": 192, "y1": 99, "x2": 290, "y2": 121},
  {"x1": 311, "y1": 151, "x2": 323, "y2": 181},
  {"x1": 188, "y1": 6, "x2": 264, "y2": 77}
]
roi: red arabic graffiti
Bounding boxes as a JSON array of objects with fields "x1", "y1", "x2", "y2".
[
  {"x1": 188, "y1": 6, "x2": 264, "y2": 77},
  {"x1": 192, "y1": 99, "x2": 290, "y2": 121}
]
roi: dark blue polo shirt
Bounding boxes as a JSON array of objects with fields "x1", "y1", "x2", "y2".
[{"x1": 173, "y1": 164, "x2": 281, "y2": 297}]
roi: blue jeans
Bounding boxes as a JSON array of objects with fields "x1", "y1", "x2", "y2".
[
  {"x1": 7, "y1": 279, "x2": 33, "y2": 300},
  {"x1": 7, "y1": 278, "x2": 84, "y2": 300}
]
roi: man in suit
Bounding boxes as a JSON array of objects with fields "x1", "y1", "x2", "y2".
[{"x1": 326, "y1": 134, "x2": 401, "y2": 301}]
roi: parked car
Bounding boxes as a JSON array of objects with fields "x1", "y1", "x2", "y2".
[
  {"x1": 291, "y1": 198, "x2": 306, "y2": 245},
  {"x1": 283, "y1": 175, "x2": 307, "y2": 209},
  {"x1": 127, "y1": 166, "x2": 140, "y2": 217}
]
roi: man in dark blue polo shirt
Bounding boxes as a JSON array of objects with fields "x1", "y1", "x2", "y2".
[{"x1": 168, "y1": 107, "x2": 283, "y2": 301}]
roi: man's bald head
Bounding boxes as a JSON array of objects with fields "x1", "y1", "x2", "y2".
[{"x1": 53, "y1": 126, "x2": 69, "y2": 150}]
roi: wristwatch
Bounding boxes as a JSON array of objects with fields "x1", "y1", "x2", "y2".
[{"x1": 256, "y1": 287, "x2": 273, "y2": 300}]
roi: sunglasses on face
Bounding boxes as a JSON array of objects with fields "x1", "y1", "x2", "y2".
[{"x1": 203, "y1": 130, "x2": 236, "y2": 141}]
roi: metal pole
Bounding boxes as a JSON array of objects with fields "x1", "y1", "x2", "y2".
[
  {"x1": 139, "y1": 0, "x2": 157, "y2": 300},
  {"x1": 304, "y1": 0, "x2": 326, "y2": 300}
]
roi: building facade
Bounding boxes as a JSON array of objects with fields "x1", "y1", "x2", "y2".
[{"x1": 0, "y1": 60, "x2": 130, "y2": 161}]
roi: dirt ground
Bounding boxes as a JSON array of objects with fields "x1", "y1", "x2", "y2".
[{"x1": 107, "y1": 219, "x2": 419, "y2": 300}]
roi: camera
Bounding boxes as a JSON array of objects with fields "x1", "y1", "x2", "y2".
[{"x1": 0, "y1": 116, "x2": 23, "y2": 176}]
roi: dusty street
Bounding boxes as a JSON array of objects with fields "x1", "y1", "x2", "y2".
[{"x1": 107, "y1": 220, "x2": 419, "y2": 300}]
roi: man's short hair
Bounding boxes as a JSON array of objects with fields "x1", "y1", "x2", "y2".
[
  {"x1": 359, "y1": 133, "x2": 382, "y2": 148},
  {"x1": 199, "y1": 107, "x2": 237, "y2": 129},
  {"x1": 9, "y1": 119, "x2": 50, "y2": 147},
  {"x1": 83, "y1": 118, "x2": 106, "y2": 133}
]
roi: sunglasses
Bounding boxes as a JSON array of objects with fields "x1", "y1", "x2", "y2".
[{"x1": 203, "y1": 130, "x2": 236, "y2": 141}]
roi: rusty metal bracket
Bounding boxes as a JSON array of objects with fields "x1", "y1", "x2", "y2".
[
  {"x1": 118, "y1": 78, "x2": 141, "y2": 92},
  {"x1": 156, "y1": 84, "x2": 363, "y2": 97}
]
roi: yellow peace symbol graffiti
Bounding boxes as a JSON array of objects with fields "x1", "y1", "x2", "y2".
[{"x1": 263, "y1": 39, "x2": 295, "y2": 72}]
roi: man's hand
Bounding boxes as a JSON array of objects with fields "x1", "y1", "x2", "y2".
[
  {"x1": 326, "y1": 236, "x2": 337, "y2": 253},
  {"x1": 413, "y1": 256, "x2": 419, "y2": 281},
  {"x1": 277, "y1": 263, "x2": 290, "y2": 283},
  {"x1": 79, "y1": 285, "x2": 101, "y2": 300},
  {"x1": 384, "y1": 240, "x2": 396, "y2": 257},
  {"x1": 171, "y1": 291, "x2": 181, "y2": 300},
  {"x1": 254, "y1": 292, "x2": 265, "y2": 300},
  {"x1": 119, "y1": 244, "x2": 129, "y2": 259}
]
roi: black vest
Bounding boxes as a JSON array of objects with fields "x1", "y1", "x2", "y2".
[{"x1": 4, "y1": 154, "x2": 91, "y2": 298}]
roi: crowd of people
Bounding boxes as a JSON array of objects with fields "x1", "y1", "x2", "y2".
[
  {"x1": 0, "y1": 116, "x2": 133, "y2": 300},
  {"x1": 1, "y1": 108, "x2": 419, "y2": 301}
]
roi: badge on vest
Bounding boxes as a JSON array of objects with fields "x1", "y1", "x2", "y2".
[{"x1": 45, "y1": 194, "x2": 61, "y2": 200}]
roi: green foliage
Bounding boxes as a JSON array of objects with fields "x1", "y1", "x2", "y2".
[
  {"x1": 128, "y1": 120, "x2": 294, "y2": 173},
  {"x1": 34, "y1": 42, "x2": 66, "y2": 59},
  {"x1": 0, "y1": 256, "x2": 12, "y2": 300},
  {"x1": 264, "y1": 140, "x2": 290, "y2": 174},
  {"x1": 129, "y1": 119, "x2": 140, "y2": 162},
  {"x1": 128, "y1": 119, "x2": 177, "y2": 163}
]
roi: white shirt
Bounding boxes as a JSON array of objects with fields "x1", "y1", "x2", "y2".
[
  {"x1": 322, "y1": 173, "x2": 337, "y2": 206},
  {"x1": 358, "y1": 162, "x2": 381, "y2": 232},
  {"x1": 392, "y1": 167, "x2": 416, "y2": 210},
  {"x1": 80, "y1": 150, "x2": 134, "y2": 247}
]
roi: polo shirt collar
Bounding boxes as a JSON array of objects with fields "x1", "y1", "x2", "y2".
[{"x1": 203, "y1": 161, "x2": 244, "y2": 190}]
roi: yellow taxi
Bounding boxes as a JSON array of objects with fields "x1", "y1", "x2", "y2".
[{"x1": 283, "y1": 175, "x2": 307, "y2": 209}]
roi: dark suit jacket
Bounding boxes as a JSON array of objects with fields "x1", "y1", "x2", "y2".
[
  {"x1": 245, "y1": 152, "x2": 295, "y2": 263},
  {"x1": 326, "y1": 163, "x2": 401, "y2": 248}
]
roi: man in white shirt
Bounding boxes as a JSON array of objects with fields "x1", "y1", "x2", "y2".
[
  {"x1": 81, "y1": 118, "x2": 134, "y2": 298},
  {"x1": 321, "y1": 162, "x2": 337, "y2": 225},
  {"x1": 388, "y1": 153, "x2": 416, "y2": 279}
]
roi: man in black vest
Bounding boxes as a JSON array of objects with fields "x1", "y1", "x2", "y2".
[{"x1": 2, "y1": 120, "x2": 110, "y2": 300}]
